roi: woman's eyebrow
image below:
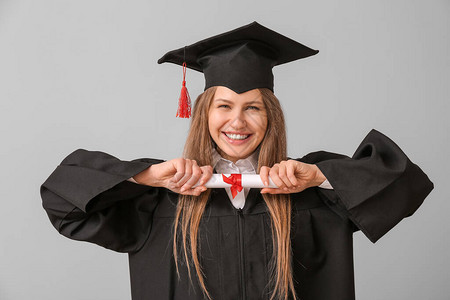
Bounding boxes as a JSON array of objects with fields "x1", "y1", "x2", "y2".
[
  {"x1": 214, "y1": 98, "x2": 233, "y2": 103},
  {"x1": 245, "y1": 100, "x2": 264, "y2": 105}
]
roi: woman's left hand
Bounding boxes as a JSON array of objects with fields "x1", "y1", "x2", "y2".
[{"x1": 260, "y1": 160, "x2": 326, "y2": 194}]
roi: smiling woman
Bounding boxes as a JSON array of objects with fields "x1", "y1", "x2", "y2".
[{"x1": 40, "y1": 21, "x2": 434, "y2": 300}]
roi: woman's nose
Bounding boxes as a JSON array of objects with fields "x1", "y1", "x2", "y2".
[{"x1": 229, "y1": 111, "x2": 247, "y2": 129}]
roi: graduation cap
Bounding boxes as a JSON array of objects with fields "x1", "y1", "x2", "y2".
[{"x1": 158, "y1": 21, "x2": 319, "y2": 118}]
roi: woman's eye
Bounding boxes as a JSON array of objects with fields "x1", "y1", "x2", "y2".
[
  {"x1": 218, "y1": 105, "x2": 230, "y2": 109},
  {"x1": 247, "y1": 106, "x2": 260, "y2": 110}
]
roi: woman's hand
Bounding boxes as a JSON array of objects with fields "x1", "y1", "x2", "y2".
[
  {"x1": 259, "y1": 160, "x2": 326, "y2": 194},
  {"x1": 133, "y1": 158, "x2": 213, "y2": 196}
]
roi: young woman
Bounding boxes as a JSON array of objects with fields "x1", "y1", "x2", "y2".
[{"x1": 41, "y1": 22, "x2": 434, "y2": 300}]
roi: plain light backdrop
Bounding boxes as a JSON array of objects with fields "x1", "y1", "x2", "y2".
[{"x1": 0, "y1": 0, "x2": 448, "y2": 299}]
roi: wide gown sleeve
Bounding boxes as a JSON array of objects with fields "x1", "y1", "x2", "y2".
[
  {"x1": 40, "y1": 149, "x2": 165, "y2": 253},
  {"x1": 302, "y1": 129, "x2": 434, "y2": 243}
]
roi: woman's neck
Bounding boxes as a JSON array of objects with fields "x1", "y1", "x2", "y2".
[{"x1": 215, "y1": 147, "x2": 259, "y2": 164}]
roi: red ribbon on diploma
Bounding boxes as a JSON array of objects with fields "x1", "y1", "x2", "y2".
[{"x1": 222, "y1": 174, "x2": 243, "y2": 199}]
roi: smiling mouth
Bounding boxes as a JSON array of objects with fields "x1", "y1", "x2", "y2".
[{"x1": 223, "y1": 132, "x2": 251, "y2": 140}]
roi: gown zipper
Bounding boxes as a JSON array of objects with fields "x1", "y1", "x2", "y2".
[{"x1": 237, "y1": 208, "x2": 246, "y2": 300}]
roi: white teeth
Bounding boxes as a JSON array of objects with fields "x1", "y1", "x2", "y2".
[{"x1": 225, "y1": 133, "x2": 249, "y2": 140}]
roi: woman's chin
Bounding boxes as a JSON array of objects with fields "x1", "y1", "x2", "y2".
[
  {"x1": 218, "y1": 145, "x2": 255, "y2": 162},
  {"x1": 216, "y1": 133, "x2": 260, "y2": 162}
]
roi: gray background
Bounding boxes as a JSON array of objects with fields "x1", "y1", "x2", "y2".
[{"x1": 0, "y1": 0, "x2": 448, "y2": 299}]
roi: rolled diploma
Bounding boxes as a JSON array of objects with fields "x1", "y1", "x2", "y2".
[{"x1": 193, "y1": 174, "x2": 278, "y2": 188}]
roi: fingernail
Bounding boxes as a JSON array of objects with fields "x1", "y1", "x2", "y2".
[
  {"x1": 264, "y1": 181, "x2": 268, "y2": 186},
  {"x1": 284, "y1": 187, "x2": 289, "y2": 191}
]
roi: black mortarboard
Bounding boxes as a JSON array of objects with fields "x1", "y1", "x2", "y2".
[{"x1": 158, "y1": 21, "x2": 319, "y2": 117}]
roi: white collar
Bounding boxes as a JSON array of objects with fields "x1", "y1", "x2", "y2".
[{"x1": 211, "y1": 147, "x2": 259, "y2": 174}]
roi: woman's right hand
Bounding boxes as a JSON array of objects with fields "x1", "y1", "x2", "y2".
[{"x1": 133, "y1": 158, "x2": 213, "y2": 196}]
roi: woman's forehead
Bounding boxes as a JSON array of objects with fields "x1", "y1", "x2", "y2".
[{"x1": 213, "y1": 86, "x2": 262, "y2": 102}]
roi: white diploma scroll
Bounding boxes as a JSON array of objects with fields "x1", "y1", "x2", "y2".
[{"x1": 193, "y1": 174, "x2": 278, "y2": 188}]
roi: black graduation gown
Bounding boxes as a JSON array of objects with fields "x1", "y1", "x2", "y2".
[{"x1": 40, "y1": 129, "x2": 434, "y2": 300}]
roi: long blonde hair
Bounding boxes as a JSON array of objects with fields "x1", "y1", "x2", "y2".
[{"x1": 172, "y1": 86, "x2": 296, "y2": 300}]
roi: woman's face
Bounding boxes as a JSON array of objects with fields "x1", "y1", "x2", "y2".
[{"x1": 208, "y1": 86, "x2": 268, "y2": 163}]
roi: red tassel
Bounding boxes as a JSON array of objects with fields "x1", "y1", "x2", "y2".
[{"x1": 176, "y1": 62, "x2": 191, "y2": 118}]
